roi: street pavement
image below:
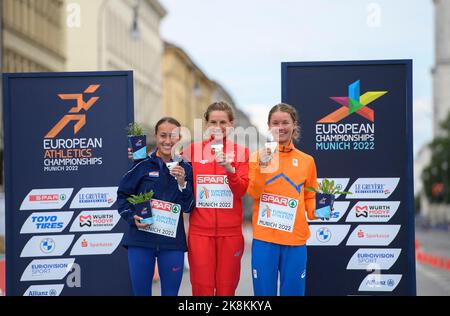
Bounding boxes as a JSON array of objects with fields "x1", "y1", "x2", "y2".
[
  {"x1": 153, "y1": 224, "x2": 450, "y2": 296},
  {"x1": 415, "y1": 227, "x2": 450, "y2": 296}
]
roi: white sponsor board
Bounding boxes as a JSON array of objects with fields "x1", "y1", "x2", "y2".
[
  {"x1": 69, "y1": 187, "x2": 117, "y2": 209},
  {"x1": 358, "y1": 274, "x2": 402, "y2": 292},
  {"x1": 347, "y1": 248, "x2": 402, "y2": 270},
  {"x1": 20, "y1": 235, "x2": 75, "y2": 257},
  {"x1": 20, "y1": 212, "x2": 74, "y2": 234},
  {"x1": 23, "y1": 284, "x2": 64, "y2": 296},
  {"x1": 20, "y1": 188, "x2": 73, "y2": 210},
  {"x1": 346, "y1": 201, "x2": 400, "y2": 222},
  {"x1": 20, "y1": 258, "x2": 75, "y2": 282},
  {"x1": 317, "y1": 178, "x2": 350, "y2": 199},
  {"x1": 308, "y1": 201, "x2": 350, "y2": 223},
  {"x1": 70, "y1": 233, "x2": 123, "y2": 256},
  {"x1": 346, "y1": 225, "x2": 401, "y2": 246},
  {"x1": 346, "y1": 178, "x2": 400, "y2": 199},
  {"x1": 69, "y1": 210, "x2": 120, "y2": 232},
  {"x1": 307, "y1": 225, "x2": 351, "y2": 246}
]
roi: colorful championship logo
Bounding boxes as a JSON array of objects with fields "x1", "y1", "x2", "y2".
[{"x1": 199, "y1": 186, "x2": 210, "y2": 199}]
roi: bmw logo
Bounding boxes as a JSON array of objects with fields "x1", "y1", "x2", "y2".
[
  {"x1": 317, "y1": 227, "x2": 332, "y2": 243},
  {"x1": 40, "y1": 238, "x2": 55, "y2": 253}
]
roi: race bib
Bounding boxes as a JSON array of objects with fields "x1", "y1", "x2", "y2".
[
  {"x1": 257, "y1": 193, "x2": 298, "y2": 233},
  {"x1": 196, "y1": 175, "x2": 234, "y2": 209},
  {"x1": 138, "y1": 199, "x2": 181, "y2": 238}
]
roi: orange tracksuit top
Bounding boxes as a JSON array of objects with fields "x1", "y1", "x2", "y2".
[{"x1": 247, "y1": 142, "x2": 318, "y2": 246}]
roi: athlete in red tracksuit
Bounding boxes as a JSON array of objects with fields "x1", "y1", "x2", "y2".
[{"x1": 183, "y1": 102, "x2": 249, "y2": 296}]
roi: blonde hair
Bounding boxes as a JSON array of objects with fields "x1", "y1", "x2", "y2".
[
  {"x1": 267, "y1": 103, "x2": 300, "y2": 140},
  {"x1": 204, "y1": 101, "x2": 235, "y2": 122}
]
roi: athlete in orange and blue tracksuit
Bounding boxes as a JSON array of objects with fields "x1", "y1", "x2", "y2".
[{"x1": 247, "y1": 141, "x2": 318, "y2": 296}]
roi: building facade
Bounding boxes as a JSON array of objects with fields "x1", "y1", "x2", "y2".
[
  {"x1": 65, "y1": 0, "x2": 166, "y2": 142},
  {"x1": 162, "y1": 42, "x2": 216, "y2": 134},
  {"x1": 1, "y1": 0, "x2": 67, "y2": 188},
  {"x1": 433, "y1": 0, "x2": 450, "y2": 136}
]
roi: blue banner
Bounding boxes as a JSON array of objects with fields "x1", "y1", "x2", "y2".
[
  {"x1": 3, "y1": 71, "x2": 134, "y2": 295},
  {"x1": 282, "y1": 60, "x2": 416, "y2": 295}
]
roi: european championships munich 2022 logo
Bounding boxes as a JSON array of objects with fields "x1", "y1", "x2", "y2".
[{"x1": 315, "y1": 80, "x2": 388, "y2": 151}]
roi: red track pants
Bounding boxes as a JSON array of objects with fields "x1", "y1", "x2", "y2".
[{"x1": 188, "y1": 234, "x2": 244, "y2": 296}]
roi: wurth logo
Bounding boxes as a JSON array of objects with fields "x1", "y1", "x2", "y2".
[{"x1": 45, "y1": 84, "x2": 100, "y2": 138}]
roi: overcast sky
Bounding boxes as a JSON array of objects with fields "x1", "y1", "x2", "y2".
[{"x1": 160, "y1": 0, "x2": 434, "y2": 156}]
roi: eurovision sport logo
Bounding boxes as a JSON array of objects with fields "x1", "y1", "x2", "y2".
[
  {"x1": 20, "y1": 258, "x2": 75, "y2": 282},
  {"x1": 346, "y1": 248, "x2": 402, "y2": 270},
  {"x1": 315, "y1": 80, "x2": 387, "y2": 151}
]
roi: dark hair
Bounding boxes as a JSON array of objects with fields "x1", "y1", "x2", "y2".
[
  {"x1": 155, "y1": 117, "x2": 181, "y2": 135},
  {"x1": 204, "y1": 101, "x2": 235, "y2": 122},
  {"x1": 267, "y1": 103, "x2": 300, "y2": 140}
]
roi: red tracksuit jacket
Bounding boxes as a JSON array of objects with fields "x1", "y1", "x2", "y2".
[{"x1": 183, "y1": 139, "x2": 249, "y2": 236}]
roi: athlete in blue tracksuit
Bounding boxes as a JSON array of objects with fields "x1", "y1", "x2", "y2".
[{"x1": 117, "y1": 149, "x2": 194, "y2": 296}]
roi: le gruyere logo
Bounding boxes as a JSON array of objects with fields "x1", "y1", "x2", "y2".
[{"x1": 45, "y1": 84, "x2": 100, "y2": 138}]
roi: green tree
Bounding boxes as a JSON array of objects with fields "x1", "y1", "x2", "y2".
[{"x1": 422, "y1": 112, "x2": 450, "y2": 203}]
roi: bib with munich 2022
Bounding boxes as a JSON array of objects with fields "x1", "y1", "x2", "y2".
[
  {"x1": 257, "y1": 193, "x2": 298, "y2": 233},
  {"x1": 196, "y1": 175, "x2": 234, "y2": 209}
]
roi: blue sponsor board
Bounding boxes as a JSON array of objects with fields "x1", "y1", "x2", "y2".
[
  {"x1": 282, "y1": 60, "x2": 415, "y2": 295},
  {"x1": 3, "y1": 71, "x2": 134, "y2": 295}
]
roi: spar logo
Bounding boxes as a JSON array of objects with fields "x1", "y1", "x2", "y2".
[
  {"x1": 20, "y1": 188, "x2": 74, "y2": 210},
  {"x1": 151, "y1": 200, "x2": 181, "y2": 214},
  {"x1": 29, "y1": 194, "x2": 66, "y2": 202},
  {"x1": 197, "y1": 175, "x2": 229, "y2": 185},
  {"x1": 260, "y1": 194, "x2": 288, "y2": 207},
  {"x1": 199, "y1": 186, "x2": 210, "y2": 199},
  {"x1": 319, "y1": 80, "x2": 387, "y2": 123},
  {"x1": 45, "y1": 84, "x2": 100, "y2": 138}
]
